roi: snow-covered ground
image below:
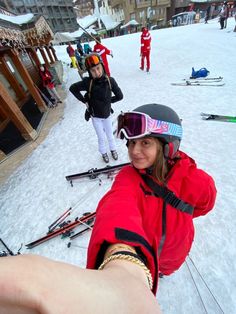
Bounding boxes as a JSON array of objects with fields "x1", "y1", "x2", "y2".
[{"x1": 1, "y1": 17, "x2": 236, "y2": 313}]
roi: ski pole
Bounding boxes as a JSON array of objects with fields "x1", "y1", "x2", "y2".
[
  {"x1": 69, "y1": 223, "x2": 94, "y2": 242},
  {"x1": 48, "y1": 207, "x2": 72, "y2": 232},
  {"x1": 0, "y1": 238, "x2": 14, "y2": 256}
]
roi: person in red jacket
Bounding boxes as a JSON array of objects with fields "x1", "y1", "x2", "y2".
[
  {"x1": 87, "y1": 103, "x2": 217, "y2": 295},
  {"x1": 93, "y1": 36, "x2": 113, "y2": 76},
  {"x1": 39, "y1": 65, "x2": 62, "y2": 106},
  {"x1": 140, "y1": 26, "x2": 151, "y2": 72}
]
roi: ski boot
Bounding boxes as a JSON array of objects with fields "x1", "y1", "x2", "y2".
[
  {"x1": 111, "y1": 150, "x2": 118, "y2": 160},
  {"x1": 102, "y1": 153, "x2": 109, "y2": 163}
]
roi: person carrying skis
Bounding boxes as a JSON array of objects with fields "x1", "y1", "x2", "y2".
[
  {"x1": 140, "y1": 26, "x2": 151, "y2": 72},
  {"x1": 93, "y1": 36, "x2": 113, "y2": 76},
  {"x1": 87, "y1": 103, "x2": 217, "y2": 294},
  {"x1": 69, "y1": 53, "x2": 123, "y2": 163},
  {"x1": 39, "y1": 64, "x2": 62, "y2": 106}
]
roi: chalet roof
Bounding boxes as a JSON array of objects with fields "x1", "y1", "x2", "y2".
[
  {"x1": 0, "y1": 13, "x2": 53, "y2": 49},
  {"x1": 77, "y1": 14, "x2": 121, "y2": 32},
  {"x1": 51, "y1": 32, "x2": 76, "y2": 45},
  {"x1": 120, "y1": 19, "x2": 140, "y2": 29}
]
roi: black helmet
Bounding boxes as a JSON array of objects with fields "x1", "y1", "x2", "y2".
[{"x1": 133, "y1": 104, "x2": 182, "y2": 158}]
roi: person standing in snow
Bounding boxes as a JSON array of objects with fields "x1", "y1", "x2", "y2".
[
  {"x1": 39, "y1": 65, "x2": 62, "y2": 106},
  {"x1": 84, "y1": 41, "x2": 93, "y2": 54},
  {"x1": 76, "y1": 39, "x2": 84, "y2": 56},
  {"x1": 66, "y1": 42, "x2": 77, "y2": 68},
  {"x1": 140, "y1": 26, "x2": 151, "y2": 72},
  {"x1": 69, "y1": 53, "x2": 123, "y2": 163},
  {"x1": 87, "y1": 104, "x2": 217, "y2": 294},
  {"x1": 93, "y1": 36, "x2": 113, "y2": 76},
  {"x1": 219, "y1": 1, "x2": 229, "y2": 29}
]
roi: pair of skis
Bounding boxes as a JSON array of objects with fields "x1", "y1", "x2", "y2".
[
  {"x1": 26, "y1": 212, "x2": 96, "y2": 249},
  {"x1": 172, "y1": 76, "x2": 224, "y2": 87},
  {"x1": 201, "y1": 112, "x2": 236, "y2": 123},
  {"x1": 66, "y1": 162, "x2": 130, "y2": 186}
]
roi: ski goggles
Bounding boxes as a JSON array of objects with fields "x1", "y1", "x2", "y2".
[
  {"x1": 85, "y1": 54, "x2": 101, "y2": 69},
  {"x1": 117, "y1": 111, "x2": 183, "y2": 140}
]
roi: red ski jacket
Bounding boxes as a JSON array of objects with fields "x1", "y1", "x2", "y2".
[
  {"x1": 140, "y1": 29, "x2": 151, "y2": 54},
  {"x1": 93, "y1": 42, "x2": 111, "y2": 76},
  {"x1": 39, "y1": 69, "x2": 54, "y2": 89},
  {"x1": 87, "y1": 151, "x2": 216, "y2": 294}
]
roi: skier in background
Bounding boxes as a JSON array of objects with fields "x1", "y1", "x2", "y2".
[
  {"x1": 219, "y1": 1, "x2": 229, "y2": 29},
  {"x1": 93, "y1": 36, "x2": 113, "y2": 76},
  {"x1": 39, "y1": 65, "x2": 62, "y2": 106},
  {"x1": 66, "y1": 42, "x2": 77, "y2": 68},
  {"x1": 84, "y1": 41, "x2": 93, "y2": 54},
  {"x1": 140, "y1": 26, "x2": 151, "y2": 72},
  {"x1": 76, "y1": 39, "x2": 84, "y2": 56}
]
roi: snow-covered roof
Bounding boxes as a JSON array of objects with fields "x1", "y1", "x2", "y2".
[
  {"x1": 77, "y1": 14, "x2": 120, "y2": 31},
  {"x1": 51, "y1": 32, "x2": 75, "y2": 45},
  {"x1": 77, "y1": 15, "x2": 98, "y2": 29},
  {"x1": 0, "y1": 13, "x2": 34, "y2": 25},
  {"x1": 120, "y1": 19, "x2": 140, "y2": 29},
  {"x1": 100, "y1": 14, "x2": 121, "y2": 31}
]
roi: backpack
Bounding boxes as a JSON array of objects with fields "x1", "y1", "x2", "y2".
[{"x1": 191, "y1": 67, "x2": 210, "y2": 79}]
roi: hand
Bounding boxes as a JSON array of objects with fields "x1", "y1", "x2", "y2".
[
  {"x1": 84, "y1": 109, "x2": 91, "y2": 121},
  {"x1": 110, "y1": 51, "x2": 113, "y2": 58},
  {"x1": 111, "y1": 108, "x2": 114, "y2": 114}
]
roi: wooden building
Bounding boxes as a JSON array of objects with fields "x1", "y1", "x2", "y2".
[{"x1": 0, "y1": 11, "x2": 62, "y2": 161}]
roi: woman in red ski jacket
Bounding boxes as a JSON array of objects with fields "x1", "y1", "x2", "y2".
[
  {"x1": 87, "y1": 103, "x2": 217, "y2": 295},
  {"x1": 93, "y1": 36, "x2": 112, "y2": 76}
]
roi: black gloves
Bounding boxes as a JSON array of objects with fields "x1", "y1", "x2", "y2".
[
  {"x1": 111, "y1": 108, "x2": 114, "y2": 114},
  {"x1": 84, "y1": 109, "x2": 91, "y2": 121}
]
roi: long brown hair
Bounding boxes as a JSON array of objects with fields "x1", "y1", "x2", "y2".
[{"x1": 151, "y1": 139, "x2": 168, "y2": 183}]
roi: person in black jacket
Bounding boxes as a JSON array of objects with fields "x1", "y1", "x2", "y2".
[{"x1": 69, "y1": 53, "x2": 123, "y2": 163}]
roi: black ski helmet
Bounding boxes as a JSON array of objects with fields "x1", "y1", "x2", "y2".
[{"x1": 133, "y1": 104, "x2": 182, "y2": 159}]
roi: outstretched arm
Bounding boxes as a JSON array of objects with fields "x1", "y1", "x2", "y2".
[{"x1": 0, "y1": 254, "x2": 161, "y2": 314}]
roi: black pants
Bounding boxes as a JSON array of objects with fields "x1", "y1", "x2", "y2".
[{"x1": 220, "y1": 17, "x2": 225, "y2": 29}]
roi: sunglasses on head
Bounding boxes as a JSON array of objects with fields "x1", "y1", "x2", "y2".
[
  {"x1": 117, "y1": 111, "x2": 183, "y2": 140},
  {"x1": 85, "y1": 55, "x2": 101, "y2": 68}
]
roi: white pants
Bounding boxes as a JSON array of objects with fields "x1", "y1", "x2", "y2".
[{"x1": 92, "y1": 116, "x2": 116, "y2": 155}]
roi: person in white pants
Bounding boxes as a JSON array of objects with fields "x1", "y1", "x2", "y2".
[
  {"x1": 69, "y1": 53, "x2": 123, "y2": 163},
  {"x1": 92, "y1": 116, "x2": 116, "y2": 156}
]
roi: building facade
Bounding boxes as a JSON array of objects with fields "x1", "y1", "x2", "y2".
[
  {"x1": 0, "y1": 0, "x2": 78, "y2": 33},
  {"x1": 0, "y1": 10, "x2": 62, "y2": 160}
]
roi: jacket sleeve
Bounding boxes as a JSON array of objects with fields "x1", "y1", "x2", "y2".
[
  {"x1": 69, "y1": 80, "x2": 88, "y2": 104},
  {"x1": 110, "y1": 78, "x2": 123, "y2": 103},
  {"x1": 192, "y1": 170, "x2": 217, "y2": 218},
  {"x1": 87, "y1": 166, "x2": 158, "y2": 294}
]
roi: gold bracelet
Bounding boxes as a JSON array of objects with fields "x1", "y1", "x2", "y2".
[
  {"x1": 98, "y1": 253, "x2": 153, "y2": 290},
  {"x1": 104, "y1": 244, "x2": 136, "y2": 259}
]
